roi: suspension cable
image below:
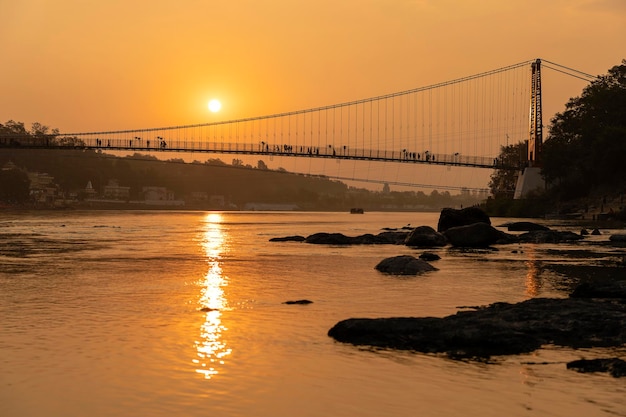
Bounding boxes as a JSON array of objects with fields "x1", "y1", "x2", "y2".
[{"x1": 541, "y1": 59, "x2": 598, "y2": 81}]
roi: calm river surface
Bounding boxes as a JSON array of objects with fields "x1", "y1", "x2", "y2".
[{"x1": 1, "y1": 210, "x2": 625, "y2": 417}]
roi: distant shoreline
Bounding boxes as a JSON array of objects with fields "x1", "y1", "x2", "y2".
[
  {"x1": 2, "y1": 203, "x2": 625, "y2": 228},
  {"x1": 0, "y1": 205, "x2": 443, "y2": 213}
]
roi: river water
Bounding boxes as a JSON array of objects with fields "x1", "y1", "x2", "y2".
[{"x1": 1, "y1": 210, "x2": 625, "y2": 417}]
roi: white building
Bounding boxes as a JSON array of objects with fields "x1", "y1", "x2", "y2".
[{"x1": 103, "y1": 180, "x2": 130, "y2": 200}]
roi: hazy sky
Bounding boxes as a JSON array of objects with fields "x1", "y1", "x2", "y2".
[{"x1": 1, "y1": 0, "x2": 624, "y2": 134}]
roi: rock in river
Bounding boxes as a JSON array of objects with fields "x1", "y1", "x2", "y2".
[
  {"x1": 567, "y1": 358, "x2": 626, "y2": 378},
  {"x1": 517, "y1": 230, "x2": 583, "y2": 243},
  {"x1": 404, "y1": 225, "x2": 447, "y2": 247},
  {"x1": 302, "y1": 231, "x2": 408, "y2": 245},
  {"x1": 328, "y1": 297, "x2": 626, "y2": 359},
  {"x1": 283, "y1": 299, "x2": 313, "y2": 305},
  {"x1": 269, "y1": 235, "x2": 306, "y2": 242},
  {"x1": 443, "y1": 222, "x2": 516, "y2": 247},
  {"x1": 374, "y1": 255, "x2": 438, "y2": 275},
  {"x1": 437, "y1": 207, "x2": 491, "y2": 232},
  {"x1": 505, "y1": 221, "x2": 550, "y2": 232}
]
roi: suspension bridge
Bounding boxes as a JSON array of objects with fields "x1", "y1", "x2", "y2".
[{"x1": 0, "y1": 59, "x2": 597, "y2": 192}]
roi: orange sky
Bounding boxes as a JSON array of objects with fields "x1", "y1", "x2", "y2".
[{"x1": 1, "y1": 0, "x2": 624, "y2": 134}]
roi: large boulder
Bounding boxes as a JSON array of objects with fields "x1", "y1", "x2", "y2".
[
  {"x1": 443, "y1": 222, "x2": 516, "y2": 247},
  {"x1": 437, "y1": 207, "x2": 491, "y2": 232},
  {"x1": 404, "y1": 225, "x2": 447, "y2": 247},
  {"x1": 328, "y1": 297, "x2": 626, "y2": 359},
  {"x1": 375, "y1": 255, "x2": 438, "y2": 275}
]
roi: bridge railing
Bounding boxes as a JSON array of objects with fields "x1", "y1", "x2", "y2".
[{"x1": 0, "y1": 135, "x2": 516, "y2": 169}]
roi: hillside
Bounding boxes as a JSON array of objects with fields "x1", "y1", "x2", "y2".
[{"x1": 0, "y1": 148, "x2": 483, "y2": 211}]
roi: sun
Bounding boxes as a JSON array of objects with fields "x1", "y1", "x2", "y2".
[{"x1": 208, "y1": 99, "x2": 222, "y2": 113}]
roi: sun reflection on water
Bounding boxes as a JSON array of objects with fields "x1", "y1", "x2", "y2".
[
  {"x1": 524, "y1": 245, "x2": 542, "y2": 297},
  {"x1": 194, "y1": 212, "x2": 232, "y2": 379}
]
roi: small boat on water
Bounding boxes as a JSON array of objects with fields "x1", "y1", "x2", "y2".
[{"x1": 350, "y1": 208, "x2": 364, "y2": 214}]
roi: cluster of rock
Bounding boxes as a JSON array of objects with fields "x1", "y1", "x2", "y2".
[
  {"x1": 270, "y1": 206, "x2": 592, "y2": 276},
  {"x1": 270, "y1": 206, "x2": 626, "y2": 375},
  {"x1": 328, "y1": 279, "x2": 626, "y2": 375},
  {"x1": 328, "y1": 297, "x2": 626, "y2": 357},
  {"x1": 270, "y1": 206, "x2": 590, "y2": 249}
]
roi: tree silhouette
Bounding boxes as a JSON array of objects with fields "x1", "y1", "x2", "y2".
[
  {"x1": 488, "y1": 142, "x2": 527, "y2": 197},
  {"x1": 542, "y1": 59, "x2": 626, "y2": 198}
]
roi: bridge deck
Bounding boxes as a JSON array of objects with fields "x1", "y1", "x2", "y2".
[{"x1": 0, "y1": 139, "x2": 518, "y2": 170}]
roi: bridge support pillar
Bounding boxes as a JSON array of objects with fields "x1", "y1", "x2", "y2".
[{"x1": 514, "y1": 167, "x2": 544, "y2": 199}]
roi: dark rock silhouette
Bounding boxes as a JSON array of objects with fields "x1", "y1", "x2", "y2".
[
  {"x1": 506, "y1": 221, "x2": 550, "y2": 231},
  {"x1": 375, "y1": 255, "x2": 438, "y2": 275},
  {"x1": 437, "y1": 207, "x2": 491, "y2": 232},
  {"x1": 567, "y1": 358, "x2": 626, "y2": 377},
  {"x1": 609, "y1": 233, "x2": 626, "y2": 242},
  {"x1": 304, "y1": 232, "x2": 353, "y2": 245},
  {"x1": 302, "y1": 231, "x2": 408, "y2": 245},
  {"x1": 419, "y1": 252, "x2": 441, "y2": 261},
  {"x1": 328, "y1": 297, "x2": 626, "y2": 359},
  {"x1": 570, "y1": 279, "x2": 626, "y2": 299},
  {"x1": 269, "y1": 235, "x2": 306, "y2": 242},
  {"x1": 443, "y1": 222, "x2": 516, "y2": 247},
  {"x1": 283, "y1": 299, "x2": 313, "y2": 305},
  {"x1": 517, "y1": 230, "x2": 583, "y2": 243},
  {"x1": 404, "y1": 225, "x2": 447, "y2": 247},
  {"x1": 272, "y1": 205, "x2": 593, "y2": 249},
  {"x1": 375, "y1": 231, "x2": 412, "y2": 244}
]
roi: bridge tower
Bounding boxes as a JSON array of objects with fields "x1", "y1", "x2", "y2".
[
  {"x1": 528, "y1": 58, "x2": 543, "y2": 165},
  {"x1": 514, "y1": 58, "x2": 546, "y2": 198}
]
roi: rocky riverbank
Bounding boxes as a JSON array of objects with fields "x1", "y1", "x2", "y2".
[
  {"x1": 270, "y1": 206, "x2": 626, "y2": 377},
  {"x1": 327, "y1": 279, "x2": 626, "y2": 358}
]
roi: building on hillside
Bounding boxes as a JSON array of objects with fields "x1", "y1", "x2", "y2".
[
  {"x1": 28, "y1": 172, "x2": 55, "y2": 189},
  {"x1": 209, "y1": 195, "x2": 226, "y2": 207},
  {"x1": 142, "y1": 186, "x2": 174, "y2": 202},
  {"x1": 103, "y1": 180, "x2": 130, "y2": 200},
  {"x1": 85, "y1": 181, "x2": 97, "y2": 198},
  {"x1": 28, "y1": 172, "x2": 58, "y2": 204},
  {"x1": 142, "y1": 186, "x2": 185, "y2": 206},
  {"x1": 190, "y1": 191, "x2": 208, "y2": 202},
  {"x1": 243, "y1": 202, "x2": 299, "y2": 211}
]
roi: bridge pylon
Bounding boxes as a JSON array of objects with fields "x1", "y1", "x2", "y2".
[
  {"x1": 514, "y1": 58, "x2": 546, "y2": 199},
  {"x1": 528, "y1": 58, "x2": 543, "y2": 165}
]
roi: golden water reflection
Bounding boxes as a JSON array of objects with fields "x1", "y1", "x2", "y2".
[
  {"x1": 524, "y1": 246, "x2": 542, "y2": 297},
  {"x1": 194, "y1": 212, "x2": 232, "y2": 379}
]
